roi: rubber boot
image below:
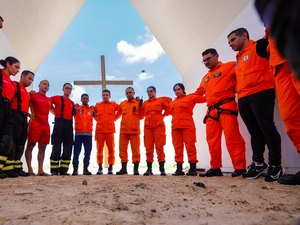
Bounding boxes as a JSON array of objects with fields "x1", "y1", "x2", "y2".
[
  {"x1": 143, "y1": 162, "x2": 153, "y2": 176},
  {"x1": 72, "y1": 164, "x2": 78, "y2": 176},
  {"x1": 108, "y1": 164, "x2": 113, "y2": 175},
  {"x1": 16, "y1": 169, "x2": 30, "y2": 177},
  {"x1": 159, "y1": 161, "x2": 166, "y2": 176},
  {"x1": 4, "y1": 160, "x2": 19, "y2": 178},
  {"x1": 0, "y1": 170, "x2": 7, "y2": 179},
  {"x1": 172, "y1": 163, "x2": 185, "y2": 176},
  {"x1": 83, "y1": 164, "x2": 92, "y2": 175},
  {"x1": 116, "y1": 162, "x2": 127, "y2": 175},
  {"x1": 186, "y1": 163, "x2": 197, "y2": 176},
  {"x1": 96, "y1": 164, "x2": 103, "y2": 175},
  {"x1": 133, "y1": 162, "x2": 139, "y2": 175}
]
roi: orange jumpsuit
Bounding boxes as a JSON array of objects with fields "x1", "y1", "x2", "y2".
[
  {"x1": 236, "y1": 40, "x2": 275, "y2": 99},
  {"x1": 194, "y1": 61, "x2": 246, "y2": 169},
  {"x1": 142, "y1": 97, "x2": 172, "y2": 163},
  {"x1": 117, "y1": 99, "x2": 143, "y2": 163},
  {"x1": 269, "y1": 38, "x2": 300, "y2": 152},
  {"x1": 94, "y1": 101, "x2": 120, "y2": 165},
  {"x1": 169, "y1": 94, "x2": 205, "y2": 163},
  {"x1": 74, "y1": 104, "x2": 94, "y2": 134}
]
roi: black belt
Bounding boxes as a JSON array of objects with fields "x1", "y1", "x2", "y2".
[{"x1": 203, "y1": 97, "x2": 238, "y2": 124}]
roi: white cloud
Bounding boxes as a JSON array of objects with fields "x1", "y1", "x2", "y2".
[
  {"x1": 77, "y1": 41, "x2": 89, "y2": 49},
  {"x1": 106, "y1": 74, "x2": 127, "y2": 80},
  {"x1": 71, "y1": 85, "x2": 86, "y2": 103},
  {"x1": 138, "y1": 72, "x2": 154, "y2": 81},
  {"x1": 117, "y1": 29, "x2": 165, "y2": 64}
]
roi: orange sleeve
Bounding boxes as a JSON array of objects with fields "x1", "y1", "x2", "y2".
[
  {"x1": 193, "y1": 86, "x2": 205, "y2": 96},
  {"x1": 160, "y1": 97, "x2": 172, "y2": 117},
  {"x1": 114, "y1": 103, "x2": 121, "y2": 121},
  {"x1": 189, "y1": 93, "x2": 206, "y2": 103}
]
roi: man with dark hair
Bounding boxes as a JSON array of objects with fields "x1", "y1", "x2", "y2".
[
  {"x1": 194, "y1": 48, "x2": 246, "y2": 177},
  {"x1": 72, "y1": 93, "x2": 94, "y2": 175},
  {"x1": 227, "y1": 27, "x2": 282, "y2": 182},
  {"x1": 94, "y1": 89, "x2": 120, "y2": 175},
  {"x1": 3, "y1": 70, "x2": 34, "y2": 177},
  {"x1": 50, "y1": 83, "x2": 75, "y2": 175}
]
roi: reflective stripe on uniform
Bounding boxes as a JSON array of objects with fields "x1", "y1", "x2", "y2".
[
  {"x1": 60, "y1": 164, "x2": 69, "y2": 168},
  {"x1": 3, "y1": 165, "x2": 14, "y2": 171},
  {"x1": 0, "y1": 155, "x2": 7, "y2": 161},
  {"x1": 50, "y1": 165, "x2": 60, "y2": 169}
]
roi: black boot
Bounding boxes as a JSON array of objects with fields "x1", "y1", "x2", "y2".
[
  {"x1": 108, "y1": 164, "x2": 113, "y2": 175},
  {"x1": 83, "y1": 164, "x2": 92, "y2": 175},
  {"x1": 4, "y1": 160, "x2": 19, "y2": 178},
  {"x1": 186, "y1": 163, "x2": 197, "y2": 176},
  {"x1": 0, "y1": 170, "x2": 7, "y2": 179},
  {"x1": 172, "y1": 163, "x2": 185, "y2": 176},
  {"x1": 143, "y1": 162, "x2": 153, "y2": 176},
  {"x1": 96, "y1": 164, "x2": 103, "y2": 175},
  {"x1": 116, "y1": 162, "x2": 127, "y2": 175},
  {"x1": 72, "y1": 164, "x2": 78, "y2": 176},
  {"x1": 15, "y1": 160, "x2": 30, "y2": 176},
  {"x1": 159, "y1": 161, "x2": 166, "y2": 176},
  {"x1": 16, "y1": 169, "x2": 30, "y2": 177},
  {"x1": 133, "y1": 162, "x2": 139, "y2": 175}
]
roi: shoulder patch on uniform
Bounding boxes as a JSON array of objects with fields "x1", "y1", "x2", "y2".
[
  {"x1": 204, "y1": 76, "x2": 210, "y2": 83},
  {"x1": 213, "y1": 72, "x2": 221, "y2": 78},
  {"x1": 243, "y1": 54, "x2": 249, "y2": 61}
]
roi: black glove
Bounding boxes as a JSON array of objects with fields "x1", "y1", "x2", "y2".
[{"x1": 139, "y1": 98, "x2": 143, "y2": 106}]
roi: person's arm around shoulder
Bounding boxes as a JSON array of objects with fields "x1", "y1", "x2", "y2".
[{"x1": 115, "y1": 102, "x2": 122, "y2": 121}]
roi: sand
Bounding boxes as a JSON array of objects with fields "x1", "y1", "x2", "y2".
[{"x1": 0, "y1": 174, "x2": 299, "y2": 225}]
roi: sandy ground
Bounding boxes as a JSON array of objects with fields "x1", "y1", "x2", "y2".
[{"x1": 0, "y1": 174, "x2": 299, "y2": 225}]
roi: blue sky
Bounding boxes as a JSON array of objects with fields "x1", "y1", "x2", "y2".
[{"x1": 35, "y1": 0, "x2": 181, "y2": 105}]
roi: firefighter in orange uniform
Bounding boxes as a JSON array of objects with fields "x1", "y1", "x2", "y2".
[
  {"x1": 169, "y1": 83, "x2": 205, "y2": 176},
  {"x1": 3, "y1": 70, "x2": 34, "y2": 177},
  {"x1": 0, "y1": 57, "x2": 20, "y2": 179},
  {"x1": 194, "y1": 48, "x2": 246, "y2": 177},
  {"x1": 142, "y1": 86, "x2": 171, "y2": 176},
  {"x1": 261, "y1": 35, "x2": 300, "y2": 185},
  {"x1": 72, "y1": 93, "x2": 95, "y2": 176},
  {"x1": 228, "y1": 28, "x2": 282, "y2": 182},
  {"x1": 116, "y1": 87, "x2": 143, "y2": 175},
  {"x1": 94, "y1": 89, "x2": 120, "y2": 175},
  {"x1": 267, "y1": 38, "x2": 300, "y2": 153}
]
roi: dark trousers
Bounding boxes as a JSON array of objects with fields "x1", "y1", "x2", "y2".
[
  {"x1": 4, "y1": 110, "x2": 27, "y2": 172},
  {"x1": 0, "y1": 98, "x2": 13, "y2": 170},
  {"x1": 72, "y1": 135, "x2": 92, "y2": 169},
  {"x1": 238, "y1": 89, "x2": 281, "y2": 165},
  {"x1": 50, "y1": 118, "x2": 73, "y2": 173}
]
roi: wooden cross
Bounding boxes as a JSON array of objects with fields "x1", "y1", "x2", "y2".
[
  {"x1": 74, "y1": 55, "x2": 133, "y2": 168},
  {"x1": 74, "y1": 55, "x2": 133, "y2": 90}
]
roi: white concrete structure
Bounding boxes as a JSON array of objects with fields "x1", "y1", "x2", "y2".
[
  {"x1": 0, "y1": 0, "x2": 85, "y2": 76},
  {"x1": 1, "y1": 0, "x2": 299, "y2": 173},
  {"x1": 131, "y1": 0, "x2": 300, "y2": 173}
]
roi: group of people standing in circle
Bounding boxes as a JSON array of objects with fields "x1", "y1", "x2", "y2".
[{"x1": 0, "y1": 26, "x2": 299, "y2": 186}]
